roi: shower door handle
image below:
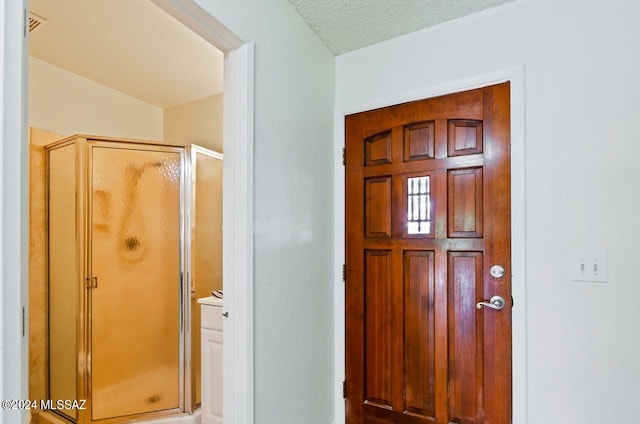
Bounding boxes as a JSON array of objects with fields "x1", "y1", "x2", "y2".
[
  {"x1": 85, "y1": 277, "x2": 98, "y2": 289},
  {"x1": 189, "y1": 273, "x2": 196, "y2": 298}
]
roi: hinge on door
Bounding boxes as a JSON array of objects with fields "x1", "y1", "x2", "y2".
[
  {"x1": 342, "y1": 264, "x2": 346, "y2": 283},
  {"x1": 22, "y1": 307, "x2": 25, "y2": 337},
  {"x1": 23, "y1": 9, "x2": 27, "y2": 38},
  {"x1": 511, "y1": 295, "x2": 514, "y2": 308},
  {"x1": 343, "y1": 380, "x2": 347, "y2": 399},
  {"x1": 342, "y1": 148, "x2": 346, "y2": 166}
]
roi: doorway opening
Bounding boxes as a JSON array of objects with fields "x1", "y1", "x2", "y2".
[
  {"x1": 3, "y1": 0, "x2": 254, "y2": 423},
  {"x1": 28, "y1": 2, "x2": 224, "y2": 421},
  {"x1": 333, "y1": 67, "x2": 526, "y2": 423},
  {"x1": 344, "y1": 83, "x2": 512, "y2": 423}
]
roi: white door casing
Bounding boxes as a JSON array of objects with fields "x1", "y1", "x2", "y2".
[{"x1": 1, "y1": 1, "x2": 255, "y2": 423}]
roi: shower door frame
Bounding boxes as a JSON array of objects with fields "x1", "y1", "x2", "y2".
[
  {"x1": 85, "y1": 139, "x2": 187, "y2": 424},
  {"x1": 184, "y1": 144, "x2": 224, "y2": 413},
  {"x1": 45, "y1": 137, "x2": 89, "y2": 424},
  {"x1": 45, "y1": 136, "x2": 192, "y2": 424}
]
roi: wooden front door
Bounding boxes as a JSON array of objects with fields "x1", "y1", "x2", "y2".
[{"x1": 345, "y1": 83, "x2": 511, "y2": 424}]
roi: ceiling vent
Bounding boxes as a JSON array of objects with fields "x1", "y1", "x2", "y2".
[{"x1": 29, "y1": 12, "x2": 47, "y2": 33}]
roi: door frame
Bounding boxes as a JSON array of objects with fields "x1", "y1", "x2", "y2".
[
  {"x1": 1, "y1": 1, "x2": 255, "y2": 423},
  {"x1": 333, "y1": 66, "x2": 527, "y2": 424}
]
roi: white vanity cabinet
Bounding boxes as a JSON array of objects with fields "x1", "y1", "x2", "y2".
[{"x1": 198, "y1": 297, "x2": 223, "y2": 424}]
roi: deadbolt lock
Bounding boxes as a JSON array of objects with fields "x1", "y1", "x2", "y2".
[{"x1": 490, "y1": 265, "x2": 505, "y2": 278}]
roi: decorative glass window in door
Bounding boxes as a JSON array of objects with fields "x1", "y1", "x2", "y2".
[{"x1": 407, "y1": 176, "x2": 430, "y2": 234}]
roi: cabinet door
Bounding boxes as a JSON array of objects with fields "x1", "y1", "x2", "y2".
[{"x1": 202, "y1": 328, "x2": 223, "y2": 424}]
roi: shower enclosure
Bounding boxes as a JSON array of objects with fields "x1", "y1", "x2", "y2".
[{"x1": 45, "y1": 136, "x2": 222, "y2": 424}]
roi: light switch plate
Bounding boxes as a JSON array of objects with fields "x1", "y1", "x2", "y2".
[{"x1": 569, "y1": 251, "x2": 608, "y2": 283}]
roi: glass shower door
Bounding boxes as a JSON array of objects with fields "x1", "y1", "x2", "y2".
[
  {"x1": 89, "y1": 144, "x2": 183, "y2": 421},
  {"x1": 188, "y1": 146, "x2": 223, "y2": 409},
  {"x1": 48, "y1": 142, "x2": 79, "y2": 422}
]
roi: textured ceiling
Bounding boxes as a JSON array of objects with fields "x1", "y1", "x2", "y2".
[
  {"x1": 28, "y1": 0, "x2": 517, "y2": 107},
  {"x1": 288, "y1": 0, "x2": 517, "y2": 55},
  {"x1": 29, "y1": 0, "x2": 223, "y2": 108}
]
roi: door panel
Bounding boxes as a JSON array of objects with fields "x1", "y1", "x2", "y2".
[
  {"x1": 448, "y1": 167, "x2": 483, "y2": 238},
  {"x1": 403, "y1": 250, "x2": 435, "y2": 419},
  {"x1": 448, "y1": 251, "x2": 484, "y2": 423},
  {"x1": 365, "y1": 178, "x2": 392, "y2": 238},
  {"x1": 90, "y1": 146, "x2": 181, "y2": 421},
  {"x1": 404, "y1": 121, "x2": 435, "y2": 162},
  {"x1": 345, "y1": 83, "x2": 511, "y2": 424},
  {"x1": 364, "y1": 250, "x2": 393, "y2": 408}
]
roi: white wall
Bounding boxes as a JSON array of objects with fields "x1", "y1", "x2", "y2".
[
  {"x1": 336, "y1": 0, "x2": 640, "y2": 423},
  {"x1": 190, "y1": 1, "x2": 336, "y2": 423},
  {"x1": 164, "y1": 93, "x2": 223, "y2": 151},
  {"x1": 29, "y1": 57, "x2": 163, "y2": 141}
]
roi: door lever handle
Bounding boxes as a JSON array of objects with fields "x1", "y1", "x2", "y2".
[{"x1": 476, "y1": 295, "x2": 506, "y2": 310}]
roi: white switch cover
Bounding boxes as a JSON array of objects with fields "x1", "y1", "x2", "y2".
[{"x1": 569, "y1": 251, "x2": 608, "y2": 283}]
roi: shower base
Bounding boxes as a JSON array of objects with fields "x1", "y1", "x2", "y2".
[{"x1": 37, "y1": 409, "x2": 201, "y2": 424}]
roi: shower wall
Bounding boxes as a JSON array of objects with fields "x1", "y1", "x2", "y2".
[
  {"x1": 29, "y1": 128, "x2": 66, "y2": 420},
  {"x1": 189, "y1": 147, "x2": 223, "y2": 406},
  {"x1": 48, "y1": 142, "x2": 80, "y2": 422}
]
